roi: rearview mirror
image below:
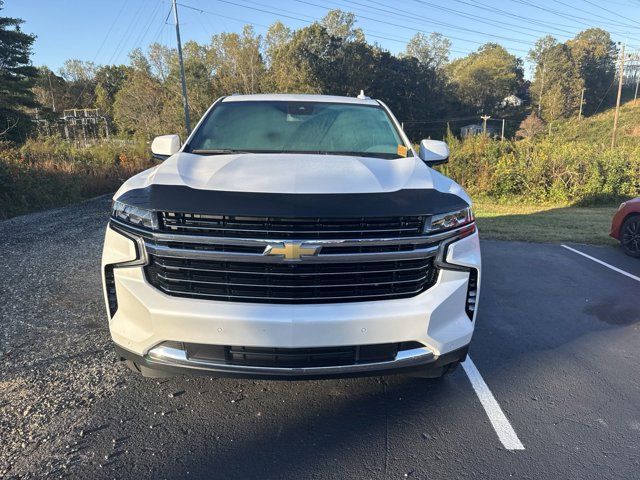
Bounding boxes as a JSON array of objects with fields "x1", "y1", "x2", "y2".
[
  {"x1": 418, "y1": 139, "x2": 449, "y2": 166},
  {"x1": 151, "y1": 134, "x2": 181, "y2": 160}
]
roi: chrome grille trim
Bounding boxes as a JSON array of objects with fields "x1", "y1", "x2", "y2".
[{"x1": 144, "y1": 242, "x2": 439, "y2": 263}]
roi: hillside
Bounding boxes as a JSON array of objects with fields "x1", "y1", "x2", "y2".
[{"x1": 552, "y1": 99, "x2": 640, "y2": 147}]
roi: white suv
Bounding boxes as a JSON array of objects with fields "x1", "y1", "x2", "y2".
[{"x1": 102, "y1": 94, "x2": 481, "y2": 379}]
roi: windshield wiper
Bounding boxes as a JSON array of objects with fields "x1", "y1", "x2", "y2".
[{"x1": 190, "y1": 149, "x2": 252, "y2": 155}]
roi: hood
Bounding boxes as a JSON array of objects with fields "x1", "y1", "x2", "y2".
[
  {"x1": 116, "y1": 152, "x2": 443, "y2": 195},
  {"x1": 114, "y1": 153, "x2": 471, "y2": 217}
]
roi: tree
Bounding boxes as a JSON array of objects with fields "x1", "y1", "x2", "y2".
[
  {"x1": 567, "y1": 28, "x2": 616, "y2": 115},
  {"x1": 208, "y1": 25, "x2": 265, "y2": 96},
  {"x1": 320, "y1": 9, "x2": 364, "y2": 43},
  {"x1": 113, "y1": 68, "x2": 167, "y2": 138},
  {"x1": 264, "y1": 21, "x2": 292, "y2": 67},
  {"x1": 446, "y1": 43, "x2": 524, "y2": 114},
  {"x1": 263, "y1": 23, "x2": 329, "y2": 94},
  {"x1": 516, "y1": 112, "x2": 545, "y2": 139},
  {"x1": 94, "y1": 64, "x2": 129, "y2": 122},
  {"x1": 58, "y1": 59, "x2": 97, "y2": 109},
  {"x1": 530, "y1": 43, "x2": 583, "y2": 121},
  {"x1": 0, "y1": 0, "x2": 38, "y2": 142},
  {"x1": 404, "y1": 32, "x2": 451, "y2": 70},
  {"x1": 527, "y1": 35, "x2": 558, "y2": 71},
  {"x1": 32, "y1": 67, "x2": 65, "y2": 115}
]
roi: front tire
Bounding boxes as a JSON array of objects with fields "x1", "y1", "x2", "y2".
[{"x1": 620, "y1": 215, "x2": 640, "y2": 258}]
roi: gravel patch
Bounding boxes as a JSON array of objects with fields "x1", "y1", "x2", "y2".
[{"x1": 0, "y1": 195, "x2": 123, "y2": 478}]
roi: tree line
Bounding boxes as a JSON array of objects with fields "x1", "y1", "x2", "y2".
[{"x1": 0, "y1": 3, "x2": 625, "y2": 145}]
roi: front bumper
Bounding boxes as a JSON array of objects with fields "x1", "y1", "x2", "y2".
[
  {"x1": 114, "y1": 342, "x2": 469, "y2": 380},
  {"x1": 101, "y1": 225, "x2": 481, "y2": 377}
]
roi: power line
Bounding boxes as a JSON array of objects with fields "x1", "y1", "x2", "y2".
[
  {"x1": 292, "y1": 0, "x2": 531, "y2": 53},
  {"x1": 511, "y1": 0, "x2": 640, "y2": 42},
  {"x1": 551, "y1": 0, "x2": 640, "y2": 30},
  {"x1": 243, "y1": 0, "x2": 429, "y2": 45},
  {"x1": 150, "y1": 4, "x2": 174, "y2": 45},
  {"x1": 70, "y1": 0, "x2": 128, "y2": 108},
  {"x1": 307, "y1": 0, "x2": 536, "y2": 48},
  {"x1": 129, "y1": 0, "x2": 164, "y2": 52},
  {"x1": 407, "y1": 0, "x2": 572, "y2": 39},
  {"x1": 105, "y1": 0, "x2": 153, "y2": 66},
  {"x1": 458, "y1": 0, "x2": 584, "y2": 35},
  {"x1": 458, "y1": 0, "x2": 640, "y2": 51},
  {"x1": 460, "y1": 0, "x2": 635, "y2": 38},
  {"x1": 179, "y1": 1, "x2": 470, "y2": 55}
]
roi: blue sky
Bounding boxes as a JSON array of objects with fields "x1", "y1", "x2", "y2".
[{"x1": 5, "y1": 0, "x2": 640, "y2": 75}]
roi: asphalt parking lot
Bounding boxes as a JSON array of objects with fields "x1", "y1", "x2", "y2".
[{"x1": 1, "y1": 196, "x2": 639, "y2": 479}]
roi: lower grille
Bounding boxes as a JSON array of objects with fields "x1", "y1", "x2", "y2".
[
  {"x1": 145, "y1": 255, "x2": 438, "y2": 303},
  {"x1": 181, "y1": 342, "x2": 424, "y2": 368}
]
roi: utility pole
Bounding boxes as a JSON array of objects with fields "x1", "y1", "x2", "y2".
[
  {"x1": 538, "y1": 62, "x2": 546, "y2": 115},
  {"x1": 578, "y1": 88, "x2": 585, "y2": 120},
  {"x1": 172, "y1": 0, "x2": 191, "y2": 134},
  {"x1": 634, "y1": 76, "x2": 639, "y2": 102},
  {"x1": 480, "y1": 115, "x2": 491, "y2": 136},
  {"x1": 612, "y1": 43, "x2": 626, "y2": 149},
  {"x1": 501, "y1": 119, "x2": 505, "y2": 141},
  {"x1": 47, "y1": 71, "x2": 56, "y2": 113}
]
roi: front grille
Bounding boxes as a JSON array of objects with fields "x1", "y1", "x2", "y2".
[
  {"x1": 145, "y1": 255, "x2": 438, "y2": 303},
  {"x1": 159, "y1": 212, "x2": 425, "y2": 239},
  {"x1": 141, "y1": 212, "x2": 439, "y2": 304},
  {"x1": 181, "y1": 341, "x2": 424, "y2": 368}
]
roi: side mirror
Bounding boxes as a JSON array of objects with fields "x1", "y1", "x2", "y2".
[
  {"x1": 151, "y1": 134, "x2": 181, "y2": 160},
  {"x1": 418, "y1": 139, "x2": 449, "y2": 166}
]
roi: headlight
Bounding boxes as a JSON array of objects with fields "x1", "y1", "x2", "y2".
[
  {"x1": 424, "y1": 207, "x2": 474, "y2": 233},
  {"x1": 111, "y1": 201, "x2": 158, "y2": 230},
  {"x1": 618, "y1": 202, "x2": 626, "y2": 211}
]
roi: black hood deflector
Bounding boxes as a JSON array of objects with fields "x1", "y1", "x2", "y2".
[{"x1": 115, "y1": 185, "x2": 469, "y2": 217}]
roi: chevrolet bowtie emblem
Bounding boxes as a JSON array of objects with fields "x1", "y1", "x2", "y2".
[{"x1": 264, "y1": 241, "x2": 321, "y2": 260}]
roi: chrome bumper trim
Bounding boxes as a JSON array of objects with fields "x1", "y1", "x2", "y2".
[{"x1": 146, "y1": 343, "x2": 435, "y2": 376}]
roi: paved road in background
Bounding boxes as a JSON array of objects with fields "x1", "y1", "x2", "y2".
[{"x1": 1, "y1": 196, "x2": 638, "y2": 479}]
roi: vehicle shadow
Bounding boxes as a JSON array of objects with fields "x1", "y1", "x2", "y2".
[{"x1": 132, "y1": 371, "x2": 485, "y2": 480}]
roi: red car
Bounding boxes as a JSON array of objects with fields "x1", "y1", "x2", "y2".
[{"x1": 610, "y1": 198, "x2": 640, "y2": 257}]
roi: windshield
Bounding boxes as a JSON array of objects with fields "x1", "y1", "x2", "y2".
[{"x1": 186, "y1": 100, "x2": 408, "y2": 159}]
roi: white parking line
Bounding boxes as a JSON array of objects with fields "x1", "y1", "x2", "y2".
[
  {"x1": 561, "y1": 245, "x2": 640, "y2": 282},
  {"x1": 462, "y1": 356, "x2": 525, "y2": 451}
]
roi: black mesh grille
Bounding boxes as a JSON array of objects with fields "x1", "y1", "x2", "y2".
[
  {"x1": 159, "y1": 212, "x2": 425, "y2": 239},
  {"x1": 146, "y1": 212, "x2": 437, "y2": 304},
  {"x1": 145, "y1": 255, "x2": 439, "y2": 304},
  {"x1": 181, "y1": 342, "x2": 424, "y2": 368}
]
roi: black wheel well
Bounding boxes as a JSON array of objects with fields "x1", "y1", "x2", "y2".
[{"x1": 622, "y1": 212, "x2": 640, "y2": 226}]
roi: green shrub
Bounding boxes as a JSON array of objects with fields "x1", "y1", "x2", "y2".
[{"x1": 443, "y1": 135, "x2": 640, "y2": 205}]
